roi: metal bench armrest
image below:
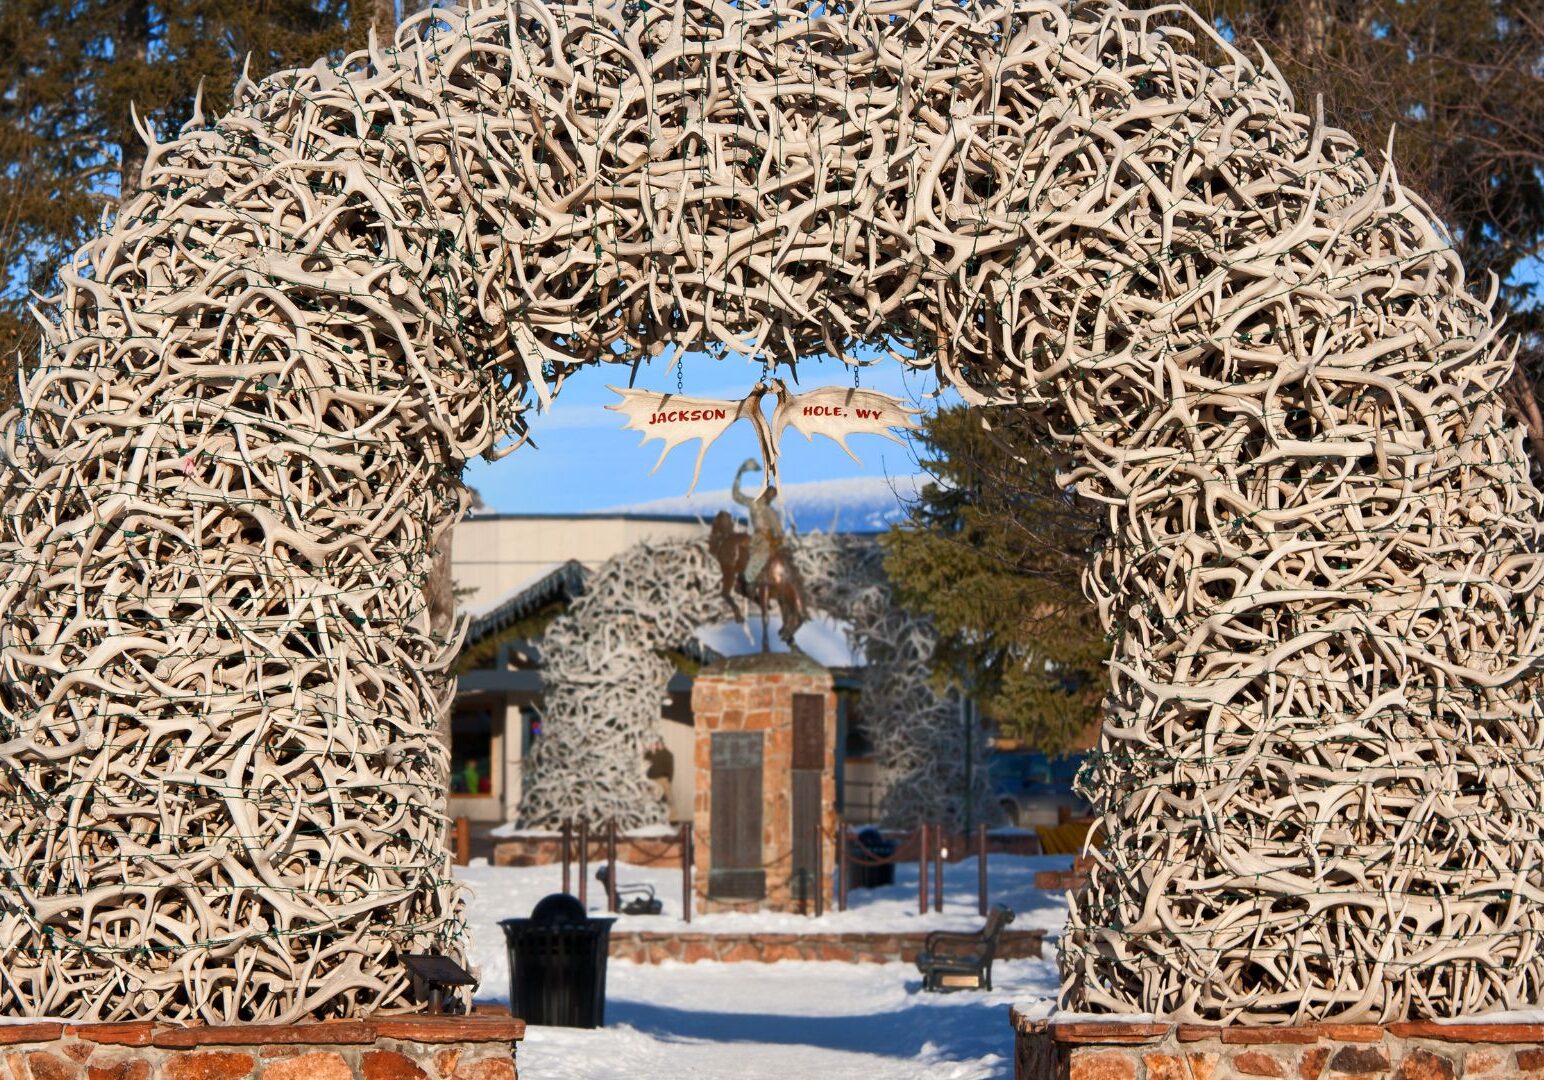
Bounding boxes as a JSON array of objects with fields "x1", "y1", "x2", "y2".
[{"x1": 923, "y1": 929, "x2": 986, "y2": 954}]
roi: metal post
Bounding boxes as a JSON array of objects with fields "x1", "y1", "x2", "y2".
[
  {"x1": 561, "y1": 819, "x2": 572, "y2": 895},
  {"x1": 962, "y1": 693, "x2": 973, "y2": 835},
  {"x1": 681, "y1": 821, "x2": 693, "y2": 924},
  {"x1": 578, "y1": 819, "x2": 589, "y2": 909},
  {"x1": 454, "y1": 816, "x2": 470, "y2": 867},
  {"x1": 977, "y1": 822, "x2": 988, "y2": 917},
  {"x1": 918, "y1": 823, "x2": 928, "y2": 916},
  {"x1": 814, "y1": 819, "x2": 824, "y2": 918},
  {"x1": 607, "y1": 820, "x2": 619, "y2": 913},
  {"x1": 838, "y1": 817, "x2": 849, "y2": 913},
  {"x1": 933, "y1": 826, "x2": 944, "y2": 913}
]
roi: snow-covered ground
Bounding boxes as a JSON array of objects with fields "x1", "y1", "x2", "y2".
[{"x1": 454, "y1": 853, "x2": 1070, "y2": 1079}]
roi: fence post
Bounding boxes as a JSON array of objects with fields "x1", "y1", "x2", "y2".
[
  {"x1": 977, "y1": 822, "x2": 988, "y2": 916},
  {"x1": 453, "y1": 816, "x2": 470, "y2": 867},
  {"x1": 577, "y1": 820, "x2": 590, "y2": 909},
  {"x1": 561, "y1": 819, "x2": 572, "y2": 895},
  {"x1": 681, "y1": 821, "x2": 693, "y2": 924},
  {"x1": 837, "y1": 817, "x2": 849, "y2": 913},
  {"x1": 607, "y1": 821, "x2": 619, "y2": 913},
  {"x1": 917, "y1": 823, "x2": 928, "y2": 916},
  {"x1": 933, "y1": 825, "x2": 944, "y2": 913},
  {"x1": 814, "y1": 819, "x2": 824, "y2": 918}
]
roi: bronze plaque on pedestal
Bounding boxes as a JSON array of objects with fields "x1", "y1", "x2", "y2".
[{"x1": 709, "y1": 731, "x2": 765, "y2": 900}]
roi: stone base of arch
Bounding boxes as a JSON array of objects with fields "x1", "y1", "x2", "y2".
[
  {"x1": 1009, "y1": 1010, "x2": 1544, "y2": 1080},
  {"x1": 0, "y1": 1015, "x2": 525, "y2": 1080},
  {"x1": 691, "y1": 653, "x2": 838, "y2": 915}
]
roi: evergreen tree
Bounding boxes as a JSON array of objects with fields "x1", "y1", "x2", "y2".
[
  {"x1": 0, "y1": 0, "x2": 389, "y2": 406},
  {"x1": 883, "y1": 406, "x2": 1107, "y2": 755},
  {"x1": 1199, "y1": 0, "x2": 1544, "y2": 469}
]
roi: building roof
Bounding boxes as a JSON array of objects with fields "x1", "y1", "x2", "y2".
[{"x1": 465, "y1": 559, "x2": 589, "y2": 645}]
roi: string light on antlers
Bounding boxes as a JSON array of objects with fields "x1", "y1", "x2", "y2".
[{"x1": 0, "y1": 0, "x2": 1539, "y2": 1027}]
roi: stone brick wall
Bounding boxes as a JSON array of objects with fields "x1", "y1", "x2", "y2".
[
  {"x1": 491, "y1": 832, "x2": 684, "y2": 869},
  {"x1": 607, "y1": 927, "x2": 1045, "y2": 964},
  {"x1": 0, "y1": 1016, "x2": 523, "y2": 1080},
  {"x1": 1011, "y1": 1012, "x2": 1544, "y2": 1079},
  {"x1": 691, "y1": 653, "x2": 837, "y2": 914},
  {"x1": 489, "y1": 826, "x2": 1040, "y2": 881},
  {"x1": 1033, "y1": 854, "x2": 1096, "y2": 892}
]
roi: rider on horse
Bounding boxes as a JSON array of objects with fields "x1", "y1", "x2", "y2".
[
  {"x1": 709, "y1": 457, "x2": 808, "y2": 649},
  {"x1": 732, "y1": 458, "x2": 783, "y2": 590}
]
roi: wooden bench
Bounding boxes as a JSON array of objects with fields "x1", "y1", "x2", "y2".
[{"x1": 914, "y1": 905, "x2": 1015, "y2": 991}]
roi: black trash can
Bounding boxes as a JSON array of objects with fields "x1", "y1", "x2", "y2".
[
  {"x1": 848, "y1": 827, "x2": 896, "y2": 889},
  {"x1": 499, "y1": 893, "x2": 617, "y2": 1028}
]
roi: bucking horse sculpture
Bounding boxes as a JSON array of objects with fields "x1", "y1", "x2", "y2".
[{"x1": 708, "y1": 459, "x2": 810, "y2": 650}]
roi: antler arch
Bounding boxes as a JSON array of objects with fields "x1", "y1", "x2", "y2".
[{"x1": 1, "y1": 0, "x2": 1540, "y2": 1024}]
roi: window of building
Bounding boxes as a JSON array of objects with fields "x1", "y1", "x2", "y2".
[
  {"x1": 843, "y1": 693, "x2": 873, "y2": 758},
  {"x1": 451, "y1": 706, "x2": 495, "y2": 795}
]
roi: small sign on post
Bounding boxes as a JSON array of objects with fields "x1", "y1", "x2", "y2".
[{"x1": 453, "y1": 816, "x2": 471, "y2": 867}]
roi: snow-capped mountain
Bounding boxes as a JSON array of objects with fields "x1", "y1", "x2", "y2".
[{"x1": 611, "y1": 473, "x2": 925, "y2": 533}]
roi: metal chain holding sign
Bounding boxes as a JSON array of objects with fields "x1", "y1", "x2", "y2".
[{"x1": 0, "y1": 0, "x2": 1539, "y2": 1025}]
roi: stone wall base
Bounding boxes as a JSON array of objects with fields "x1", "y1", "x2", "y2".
[
  {"x1": 492, "y1": 831, "x2": 684, "y2": 868},
  {"x1": 1011, "y1": 1011, "x2": 1544, "y2": 1079},
  {"x1": 883, "y1": 829, "x2": 1045, "y2": 860},
  {"x1": 0, "y1": 1014, "x2": 523, "y2": 1080},
  {"x1": 610, "y1": 927, "x2": 1045, "y2": 964},
  {"x1": 1033, "y1": 853, "x2": 1095, "y2": 892},
  {"x1": 488, "y1": 826, "x2": 1043, "y2": 872}
]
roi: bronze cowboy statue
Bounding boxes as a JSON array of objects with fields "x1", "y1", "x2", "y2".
[{"x1": 708, "y1": 458, "x2": 810, "y2": 651}]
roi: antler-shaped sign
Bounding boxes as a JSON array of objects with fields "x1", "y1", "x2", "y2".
[
  {"x1": 606, "y1": 386, "x2": 771, "y2": 492},
  {"x1": 607, "y1": 379, "x2": 921, "y2": 492},
  {"x1": 773, "y1": 384, "x2": 922, "y2": 462}
]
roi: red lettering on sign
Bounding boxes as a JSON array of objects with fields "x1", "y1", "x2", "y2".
[
  {"x1": 802, "y1": 405, "x2": 846, "y2": 417},
  {"x1": 649, "y1": 408, "x2": 727, "y2": 425}
]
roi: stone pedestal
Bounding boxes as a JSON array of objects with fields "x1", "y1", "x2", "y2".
[{"x1": 691, "y1": 652, "x2": 837, "y2": 914}]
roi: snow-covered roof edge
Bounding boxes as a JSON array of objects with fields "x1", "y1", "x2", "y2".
[{"x1": 465, "y1": 559, "x2": 589, "y2": 645}]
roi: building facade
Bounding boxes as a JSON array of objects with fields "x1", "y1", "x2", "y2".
[
  {"x1": 446, "y1": 512, "x2": 882, "y2": 835},
  {"x1": 447, "y1": 513, "x2": 708, "y2": 827}
]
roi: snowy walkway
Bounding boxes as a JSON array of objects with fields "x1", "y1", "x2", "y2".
[
  {"x1": 515, "y1": 956, "x2": 1057, "y2": 1079},
  {"x1": 454, "y1": 854, "x2": 1069, "y2": 1079}
]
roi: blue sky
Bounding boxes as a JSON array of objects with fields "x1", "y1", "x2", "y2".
[
  {"x1": 465, "y1": 259, "x2": 1543, "y2": 519},
  {"x1": 463, "y1": 351, "x2": 952, "y2": 515}
]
